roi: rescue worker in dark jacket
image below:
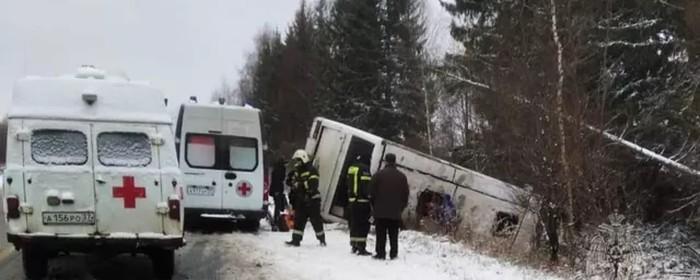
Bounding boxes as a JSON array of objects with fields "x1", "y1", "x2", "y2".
[
  {"x1": 285, "y1": 169, "x2": 297, "y2": 210},
  {"x1": 270, "y1": 157, "x2": 287, "y2": 230},
  {"x1": 369, "y1": 153, "x2": 409, "y2": 260},
  {"x1": 346, "y1": 155, "x2": 373, "y2": 255},
  {"x1": 285, "y1": 149, "x2": 326, "y2": 247}
]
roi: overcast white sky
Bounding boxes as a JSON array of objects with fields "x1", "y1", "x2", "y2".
[{"x1": 0, "y1": 0, "x2": 453, "y2": 117}]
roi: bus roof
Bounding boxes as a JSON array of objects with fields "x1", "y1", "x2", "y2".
[{"x1": 313, "y1": 117, "x2": 525, "y2": 193}]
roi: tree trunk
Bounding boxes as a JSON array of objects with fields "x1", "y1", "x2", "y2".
[
  {"x1": 423, "y1": 68, "x2": 433, "y2": 155},
  {"x1": 683, "y1": 0, "x2": 700, "y2": 63},
  {"x1": 549, "y1": 0, "x2": 575, "y2": 261}
]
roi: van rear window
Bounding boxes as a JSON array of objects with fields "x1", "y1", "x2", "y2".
[
  {"x1": 97, "y1": 132, "x2": 152, "y2": 167},
  {"x1": 31, "y1": 130, "x2": 88, "y2": 165},
  {"x1": 228, "y1": 138, "x2": 257, "y2": 170},
  {"x1": 186, "y1": 135, "x2": 216, "y2": 168},
  {"x1": 185, "y1": 134, "x2": 258, "y2": 171}
]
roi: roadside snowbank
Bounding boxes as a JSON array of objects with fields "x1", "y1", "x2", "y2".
[{"x1": 225, "y1": 223, "x2": 562, "y2": 280}]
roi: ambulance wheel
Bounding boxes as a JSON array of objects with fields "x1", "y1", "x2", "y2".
[
  {"x1": 185, "y1": 213, "x2": 203, "y2": 231},
  {"x1": 240, "y1": 219, "x2": 260, "y2": 232},
  {"x1": 150, "y1": 249, "x2": 175, "y2": 280},
  {"x1": 22, "y1": 246, "x2": 48, "y2": 280}
]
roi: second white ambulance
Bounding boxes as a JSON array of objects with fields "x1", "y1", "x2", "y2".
[{"x1": 175, "y1": 102, "x2": 265, "y2": 230}]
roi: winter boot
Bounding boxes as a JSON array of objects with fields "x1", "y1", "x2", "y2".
[
  {"x1": 285, "y1": 240, "x2": 300, "y2": 247},
  {"x1": 356, "y1": 248, "x2": 372, "y2": 256},
  {"x1": 319, "y1": 236, "x2": 327, "y2": 247}
]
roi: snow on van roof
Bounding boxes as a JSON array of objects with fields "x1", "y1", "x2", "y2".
[
  {"x1": 183, "y1": 102, "x2": 261, "y2": 112},
  {"x1": 8, "y1": 73, "x2": 171, "y2": 124}
]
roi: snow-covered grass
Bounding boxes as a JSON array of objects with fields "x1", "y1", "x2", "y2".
[
  {"x1": 573, "y1": 223, "x2": 700, "y2": 279},
  {"x1": 225, "y1": 223, "x2": 563, "y2": 280}
]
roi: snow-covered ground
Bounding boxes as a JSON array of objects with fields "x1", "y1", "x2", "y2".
[{"x1": 214, "y1": 223, "x2": 563, "y2": 280}]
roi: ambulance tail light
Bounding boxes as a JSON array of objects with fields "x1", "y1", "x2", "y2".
[
  {"x1": 168, "y1": 198, "x2": 181, "y2": 221},
  {"x1": 7, "y1": 196, "x2": 20, "y2": 219}
]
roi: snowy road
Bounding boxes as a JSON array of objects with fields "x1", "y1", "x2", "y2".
[{"x1": 0, "y1": 222, "x2": 563, "y2": 280}]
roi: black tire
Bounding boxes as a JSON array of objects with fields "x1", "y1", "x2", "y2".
[
  {"x1": 184, "y1": 212, "x2": 198, "y2": 231},
  {"x1": 240, "y1": 219, "x2": 260, "y2": 232},
  {"x1": 150, "y1": 249, "x2": 175, "y2": 280},
  {"x1": 22, "y1": 246, "x2": 48, "y2": 280}
]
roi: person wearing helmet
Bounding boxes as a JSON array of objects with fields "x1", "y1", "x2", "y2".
[
  {"x1": 285, "y1": 149, "x2": 326, "y2": 247},
  {"x1": 346, "y1": 154, "x2": 373, "y2": 255}
]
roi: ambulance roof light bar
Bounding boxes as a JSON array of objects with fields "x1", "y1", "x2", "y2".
[{"x1": 75, "y1": 65, "x2": 106, "y2": 80}]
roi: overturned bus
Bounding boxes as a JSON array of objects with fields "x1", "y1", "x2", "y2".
[{"x1": 304, "y1": 117, "x2": 538, "y2": 250}]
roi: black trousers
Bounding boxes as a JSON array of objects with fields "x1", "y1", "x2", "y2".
[
  {"x1": 375, "y1": 218, "x2": 400, "y2": 258},
  {"x1": 272, "y1": 192, "x2": 286, "y2": 222},
  {"x1": 348, "y1": 202, "x2": 371, "y2": 249},
  {"x1": 292, "y1": 199, "x2": 325, "y2": 242}
]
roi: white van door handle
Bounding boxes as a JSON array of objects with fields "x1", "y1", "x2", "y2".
[{"x1": 96, "y1": 177, "x2": 106, "y2": 184}]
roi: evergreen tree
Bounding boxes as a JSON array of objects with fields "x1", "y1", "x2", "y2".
[
  {"x1": 328, "y1": 0, "x2": 386, "y2": 136},
  {"x1": 241, "y1": 28, "x2": 284, "y2": 151},
  {"x1": 275, "y1": 0, "x2": 322, "y2": 154},
  {"x1": 383, "y1": 0, "x2": 428, "y2": 146}
]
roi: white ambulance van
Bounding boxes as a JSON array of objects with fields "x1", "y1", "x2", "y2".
[
  {"x1": 2, "y1": 66, "x2": 184, "y2": 280},
  {"x1": 175, "y1": 103, "x2": 265, "y2": 230}
]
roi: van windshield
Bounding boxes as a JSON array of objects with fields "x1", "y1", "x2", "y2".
[
  {"x1": 97, "y1": 132, "x2": 152, "y2": 167},
  {"x1": 185, "y1": 134, "x2": 258, "y2": 171},
  {"x1": 31, "y1": 129, "x2": 88, "y2": 165}
]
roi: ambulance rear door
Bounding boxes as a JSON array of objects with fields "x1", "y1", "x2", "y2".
[
  {"x1": 221, "y1": 108, "x2": 263, "y2": 212},
  {"x1": 92, "y1": 123, "x2": 163, "y2": 234},
  {"x1": 179, "y1": 105, "x2": 224, "y2": 211},
  {"x1": 21, "y1": 120, "x2": 97, "y2": 234}
]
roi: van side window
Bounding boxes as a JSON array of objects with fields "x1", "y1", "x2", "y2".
[
  {"x1": 228, "y1": 137, "x2": 257, "y2": 171},
  {"x1": 186, "y1": 135, "x2": 216, "y2": 168},
  {"x1": 31, "y1": 129, "x2": 88, "y2": 165},
  {"x1": 97, "y1": 132, "x2": 152, "y2": 167}
]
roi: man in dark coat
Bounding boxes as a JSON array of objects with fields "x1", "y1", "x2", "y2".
[
  {"x1": 270, "y1": 157, "x2": 287, "y2": 231},
  {"x1": 369, "y1": 153, "x2": 409, "y2": 260}
]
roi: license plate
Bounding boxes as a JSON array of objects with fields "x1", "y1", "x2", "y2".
[
  {"x1": 187, "y1": 185, "x2": 215, "y2": 196},
  {"x1": 42, "y1": 212, "x2": 95, "y2": 225}
]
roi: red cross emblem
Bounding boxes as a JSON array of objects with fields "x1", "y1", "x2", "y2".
[
  {"x1": 236, "y1": 181, "x2": 252, "y2": 197},
  {"x1": 113, "y1": 176, "x2": 146, "y2": 209}
]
